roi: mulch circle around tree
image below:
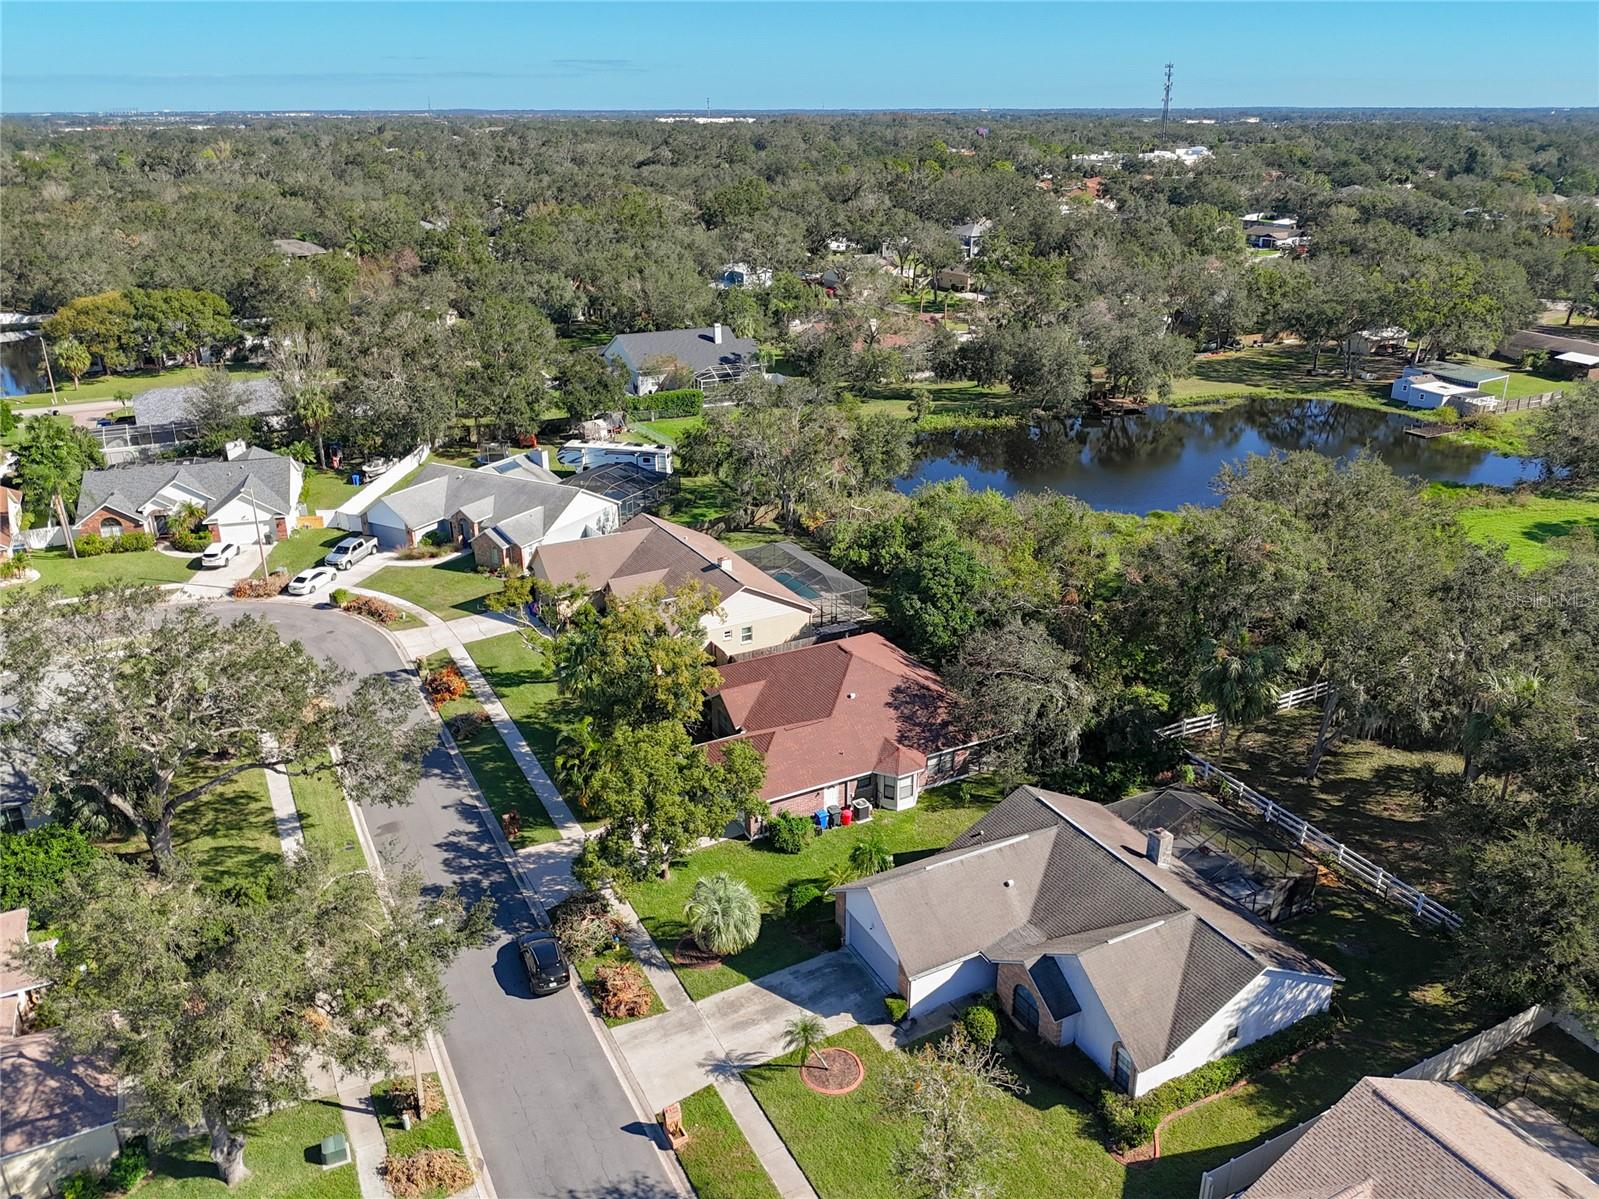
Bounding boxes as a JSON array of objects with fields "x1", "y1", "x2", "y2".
[
  {"x1": 800, "y1": 1048, "x2": 865, "y2": 1095},
  {"x1": 673, "y1": 936, "x2": 724, "y2": 969}
]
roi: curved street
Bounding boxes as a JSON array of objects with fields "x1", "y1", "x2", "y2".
[{"x1": 232, "y1": 602, "x2": 681, "y2": 1199}]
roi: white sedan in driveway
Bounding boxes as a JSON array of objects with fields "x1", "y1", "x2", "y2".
[
  {"x1": 286, "y1": 566, "x2": 338, "y2": 596},
  {"x1": 199, "y1": 542, "x2": 239, "y2": 568}
]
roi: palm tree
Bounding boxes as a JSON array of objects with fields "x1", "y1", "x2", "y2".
[
  {"x1": 783, "y1": 1014, "x2": 827, "y2": 1071},
  {"x1": 1196, "y1": 634, "x2": 1286, "y2": 749},
  {"x1": 1461, "y1": 670, "x2": 1542, "y2": 795},
  {"x1": 554, "y1": 715, "x2": 604, "y2": 815},
  {"x1": 684, "y1": 873, "x2": 761, "y2": 957},
  {"x1": 847, "y1": 829, "x2": 893, "y2": 880}
]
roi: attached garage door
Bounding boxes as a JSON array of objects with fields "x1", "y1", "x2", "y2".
[
  {"x1": 217, "y1": 518, "x2": 274, "y2": 546},
  {"x1": 846, "y1": 913, "x2": 899, "y2": 992}
]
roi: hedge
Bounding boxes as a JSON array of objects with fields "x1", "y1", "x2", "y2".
[
  {"x1": 0, "y1": 824, "x2": 102, "y2": 922},
  {"x1": 625, "y1": 388, "x2": 703, "y2": 419},
  {"x1": 1096, "y1": 1012, "x2": 1337, "y2": 1150}
]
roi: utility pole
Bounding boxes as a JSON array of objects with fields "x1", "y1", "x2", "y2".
[{"x1": 1161, "y1": 62, "x2": 1174, "y2": 128}]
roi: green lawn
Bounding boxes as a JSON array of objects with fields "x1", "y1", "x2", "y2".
[
  {"x1": 1460, "y1": 1024, "x2": 1599, "y2": 1145},
  {"x1": 371, "y1": 1074, "x2": 466, "y2": 1159},
  {"x1": 136, "y1": 1099, "x2": 358, "y2": 1199},
  {"x1": 748, "y1": 892, "x2": 1491, "y2": 1199},
  {"x1": 299, "y1": 469, "x2": 363, "y2": 512},
  {"x1": 168, "y1": 769, "x2": 279, "y2": 890},
  {"x1": 13, "y1": 363, "x2": 269, "y2": 409},
  {"x1": 365, "y1": 557, "x2": 501, "y2": 620},
  {"x1": 574, "y1": 943, "x2": 667, "y2": 1027},
  {"x1": 422, "y1": 652, "x2": 561, "y2": 846},
  {"x1": 288, "y1": 757, "x2": 365, "y2": 876},
  {"x1": 630, "y1": 416, "x2": 703, "y2": 445},
  {"x1": 1199, "y1": 708, "x2": 1463, "y2": 899},
  {"x1": 26, "y1": 547, "x2": 199, "y2": 593},
  {"x1": 264, "y1": 526, "x2": 348, "y2": 577},
  {"x1": 621, "y1": 777, "x2": 1008, "y2": 1001},
  {"x1": 676, "y1": 1085, "x2": 783, "y2": 1199},
  {"x1": 462, "y1": 632, "x2": 594, "y2": 817},
  {"x1": 1454, "y1": 492, "x2": 1599, "y2": 569}
]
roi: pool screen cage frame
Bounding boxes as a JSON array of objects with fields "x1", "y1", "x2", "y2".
[{"x1": 738, "y1": 540, "x2": 870, "y2": 628}]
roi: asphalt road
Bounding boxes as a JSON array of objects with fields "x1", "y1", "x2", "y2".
[
  {"x1": 15, "y1": 398, "x2": 128, "y2": 427},
  {"x1": 233, "y1": 603, "x2": 680, "y2": 1199}
]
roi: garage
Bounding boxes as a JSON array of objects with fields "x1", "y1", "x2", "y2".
[
  {"x1": 213, "y1": 518, "x2": 275, "y2": 546},
  {"x1": 845, "y1": 911, "x2": 899, "y2": 993}
]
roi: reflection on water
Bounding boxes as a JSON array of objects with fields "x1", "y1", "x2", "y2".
[
  {"x1": 898, "y1": 398, "x2": 1538, "y2": 513},
  {"x1": 1, "y1": 334, "x2": 45, "y2": 397}
]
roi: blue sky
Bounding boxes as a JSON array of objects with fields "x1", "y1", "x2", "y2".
[{"x1": 2, "y1": 2, "x2": 1596, "y2": 113}]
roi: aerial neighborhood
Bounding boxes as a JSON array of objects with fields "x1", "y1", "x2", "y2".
[{"x1": 1, "y1": 15, "x2": 1598, "y2": 1199}]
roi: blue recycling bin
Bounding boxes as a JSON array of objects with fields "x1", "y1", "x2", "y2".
[{"x1": 812, "y1": 810, "x2": 828, "y2": 833}]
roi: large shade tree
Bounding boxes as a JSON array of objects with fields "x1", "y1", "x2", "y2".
[
  {"x1": 26, "y1": 850, "x2": 492, "y2": 1187},
  {"x1": 0, "y1": 586, "x2": 435, "y2": 873}
]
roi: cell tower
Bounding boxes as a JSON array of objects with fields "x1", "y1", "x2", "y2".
[{"x1": 1161, "y1": 63, "x2": 1174, "y2": 127}]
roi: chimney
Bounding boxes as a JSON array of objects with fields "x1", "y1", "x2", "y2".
[
  {"x1": 1146, "y1": 828, "x2": 1174, "y2": 870},
  {"x1": 717, "y1": 555, "x2": 734, "y2": 573},
  {"x1": 712, "y1": 322, "x2": 724, "y2": 344}
]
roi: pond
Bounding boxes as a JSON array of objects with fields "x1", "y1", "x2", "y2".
[{"x1": 897, "y1": 397, "x2": 1538, "y2": 513}]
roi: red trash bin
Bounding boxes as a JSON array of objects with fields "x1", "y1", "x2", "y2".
[{"x1": 840, "y1": 807, "x2": 853, "y2": 826}]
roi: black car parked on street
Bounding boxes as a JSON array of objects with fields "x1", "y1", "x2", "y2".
[{"x1": 518, "y1": 930, "x2": 570, "y2": 996}]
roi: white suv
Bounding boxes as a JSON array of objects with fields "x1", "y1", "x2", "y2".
[{"x1": 199, "y1": 542, "x2": 239, "y2": 568}]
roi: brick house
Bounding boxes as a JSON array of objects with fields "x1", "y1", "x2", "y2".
[
  {"x1": 72, "y1": 446, "x2": 301, "y2": 545},
  {"x1": 701, "y1": 633, "x2": 987, "y2": 824}
]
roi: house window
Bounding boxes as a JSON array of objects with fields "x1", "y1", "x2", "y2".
[
  {"x1": 927, "y1": 750, "x2": 954, "y2": 777},
  {"x1": 99, "y1": 518, "x2": 124, "y2": 537},
  {"x1": 1112, "y1": 1044, "x2": 1135, "y2": 1094},
  {"x1": 1011, "y1": 985, "x2": 1040, "y2": 1034},
  {"x1": 1226, "y1": 1025, "x2": 1241, "y2": 1043},
  {"x1": 0, "y1": 805, "x2": 25, "y2": 834},
  {"x1": 740, "y1": 626, "x2": 753, "y2": 644},
  {"x1": 722, "y1": 628, "x2": 732, "y2": 640}
]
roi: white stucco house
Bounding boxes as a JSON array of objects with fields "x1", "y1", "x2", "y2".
[
  {"x1": 361, "y1": 462, "x2": 619, "y2": 570},
  {"x1": 832, "y1": 786, "x2": 1339, "y2": 1098}
]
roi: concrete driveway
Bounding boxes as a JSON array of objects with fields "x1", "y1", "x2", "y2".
[{"x1": 611, "y1": 950, "x2": 890, "y2": 1113}]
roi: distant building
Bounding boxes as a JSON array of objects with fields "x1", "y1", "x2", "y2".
[
  {"x1": 1393, "y1": 361, "x2": 1510, "y2": 409},
  {"x1": 1140, "y1": 145, "x2": 1212, "y2": 166},
  {"x1": 950, "y1": 219, "x2": 993, "y2": 260},
  {"x1": 601, "y1": 325, "x2": 760, "y2": 396},
  {"x1": 271, "y1": 238, "x2": 329, "y2": 258},
  {"x1": 713, "y1": 263, "x2": 772, "y2": 290}
]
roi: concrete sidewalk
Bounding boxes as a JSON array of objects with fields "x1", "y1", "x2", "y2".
[{"x1": 715, "y1": 1078, "x2": 818, "y2": 1199}]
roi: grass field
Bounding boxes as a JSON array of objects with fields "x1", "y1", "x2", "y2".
[
  {"x1": 573, "y1": 943, "x2": 666, "y2": 1027},
  {"x1": 264, "y1": 526, "x2": 348, "y2": 577},
  {"x1": 138, "y1": 1099, "x2": 359, "y2": 1199},
  {"x1": 1460, "y1": 1024, "x2": 1599, "y2": 1146},
  {"x1": 365, "y1": 556, "x2": 502, "y2": 619},
  {"x1": 12, "y1": 363, "x2": 269, "y2": 409},
  {"x1": 371, "y1": 1074, "x2": 466, "y2": 1160},
  {"x1": 105, "y1": 768, "x2": 282, "y2": 890},
  {"x1": 621, "y1": 778, "x2": 1007, "y2": 1001},
  {"x1": 1198, "y1": 709, "x2": 1463, "y2": 899},
  {"x1": 422, "y1": 651, "x2": 561, "y2": 846},
  {"x1": 1453, "y1": 492, "x2": 1599, "y2": 568},
  {"x1": 748, "y1": 889, "x2": 1492, "y2": 1199},
  {"x1": 676, "y1": 1085, "x2": 784, "y2": 1199},
  {"x1": 630, "y1": 416, "x2": 703, "y2": 445},
  {"x1": 26, "y1": 546, "x2": 199, "y2": 593},
  {"x1": 288, "y1": 756, "x2": 365, "y2": 876},
  {"x1": 299, "y1": 468, "x2": 362, "y2": 512}
]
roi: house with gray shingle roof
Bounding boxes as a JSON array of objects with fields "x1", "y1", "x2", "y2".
[
  {"x1": 73, "y1": 445, "x2": 302, "y2": 545},
  {"x1": 601, "y1": 325, "x2": 759, "y2": 395},
  {"x1": 131, "y1": 378, "x2": 283, "y2": 429},
  {"x1": 360, "y1": 463, "x2": 620, "y2": 568},
  {"x1": 831, "y1": 785, "x2": 1338, "y2": 1097}
]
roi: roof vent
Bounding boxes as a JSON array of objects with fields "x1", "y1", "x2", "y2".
[
  {"x1": 1003, "y1": 879, "x2": 1014, "y2": 888},
  {"x1": 847, "y1": 691, "x2": 857, "y2": 700}
]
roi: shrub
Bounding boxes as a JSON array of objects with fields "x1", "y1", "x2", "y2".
[
  {"x1": 422, "y1": 663, "x2": 468, "y2": 707},
  {"x1": 396, "y1": 543, "x2": 449, "y2": 560},
  {"x1": 884, "y1": 995, "x2": 909, "y2": 1024},
  {"x1": 383, "y1": 1149, "x2": 473, "y2": 1199},
  {"x1": 1006, "y1": 1021, "x2": 1111, "y2": 1106},
  {"x1": 421, "y1": 529, "x2": 452, "y2": 548},
  {"x1": 446, "y1": 711, "x2": 487, "y2": 742},
  {"x1": 330, "y1": 587, "x2": 351, "y2": 607},
  {"x1": 1434, "y1": 404, "x2": 1460, "y2": 425},
  {"x1": 113, "y1": 530, "x2": 155, "y2": 552},
  {"x1": 231, "y1": 574, "x2": 289, "y2": 598},
  {"x1": 0, "y1": 550, "x2": 30, "y2": 580},
  {"x1": 550, "y1": 891, "x2": 624, "y2": 960},
  {"x1": 594, "y1": 961, "x2": 653, "y2": 1019},
  {"x1": 103, "y1": 1137, "x2": 150, "y2": 1193},
  {"x1": 59, "y1": 1171, "x2": 104, "y2": 1199},
  {"x1": 344, "y1": 593, "x2": 402, "y2": 624},
  {"x1": 767, "y1": 811, "x2": 814, "y2": 854},
  {"x1": 1095, "y1": 1012, "x2": 1336, "y2": 1150},
  {"x1": 684, "y1": 873, "x2": 761, "y2": 956},
  {"x1": 625, "y1": 387, "x2": 703, "y2": 419},
  {"x1": 168, "y1": 526, "x2": 212, "y2": 552},
  {"x1": 74, "y1": 532, "x2": 110, "y2": 556},
  {"x1": 0, "y1": 824, "x2": 102, "y2": 920},
  {"x1": 960, "y1": 1003, "x2": 999, "y2": 1045},
  {"x1": 786, "y1": 882, "x2": 823, "y2": 916}
]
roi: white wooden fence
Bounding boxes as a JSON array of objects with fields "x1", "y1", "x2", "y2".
[
  {"x1": 1154, "y1": 682, "x2": 1329, "y2": 740},
  {"x1": 1185, "y1": 753, "x2": 1462, "y2": 930}
]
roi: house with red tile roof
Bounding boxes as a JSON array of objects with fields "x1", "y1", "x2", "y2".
[{"x1": 701, "y1": 633, "x2": 988, "y2": 822}]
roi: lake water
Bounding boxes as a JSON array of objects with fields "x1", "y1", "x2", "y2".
[{"x1": 897, "y1": 398, "x2": 1538, "y2": 513}]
